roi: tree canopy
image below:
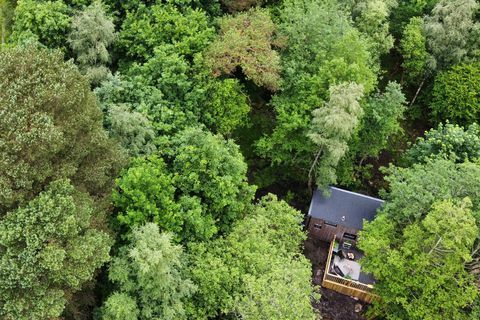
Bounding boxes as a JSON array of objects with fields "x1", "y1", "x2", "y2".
[
  {"x1": 0, "y1": 45, "x2": 125, "y2": 213},
  {"x1": 0, "y1": 179, "x2": 111, "y2": 319}
]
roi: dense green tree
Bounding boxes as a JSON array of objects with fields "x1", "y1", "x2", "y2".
[
  {"x1": 103, "y1": 223, "x2": 196, "y2": 320},
  {"x1": 0, "y1": 45, "x2": 125, "y2": 213},
  {"x1": 113, "y1": 156, "x2": 181, "y2": 234},
  {"x1": 360, "y1": 198, "x2": 478, "y2": 319},
  {"x1": 118, "y1": 3, "x2": 214, "y2": 61},
  {"x1": 405, "y1": 122, "x2": 480, "y2": 164},
  {"x1": 105, "y1": 104, "x2": 157, "y2": 157},
  {"x1": 358, "y1": 159, "x2": 480, "y2": 319},
  {"x1": 389, "y1": 0, "x2": 438, "y2": 36},
  {"x1": 344, "y1": 0, "x2": 397, "y2": 60},
  {"x1": 400, "y1": 17, "x2": 434, "y2": 85},
  {"x1": 0, "y1": 179, "x2": 112, "y2": 319},
  {"x1": 355, "y1": 81, "x2": 407, "y2": 159},
  {"x1": 187, "y1": 195, "x2": 318, "y2": 319},
  {"x1": 113, "y1": 128, "x2": 254, "y2": 240},
  {"x1": 102, "y1": 293, "x2": 139, "y2": 320},
  {"x1": 379, "y1": 160, "x2": 480, "y2": 225},
  {"x1": 430, "y1": 62, "x2": 480, "y2": 125},
  {"x1": 308, "y1": 82, "x2": 364, "y2": 191},
  {"x1": 424, "y1": 0, "x2": 479, "y2": 70},
  {"x1": 205, "y1": 8, "x2": 281, "y2": 91},
  {"x1": 256, "y1": 0, "x2": 376, "y2": 183},
  {"x1": 68, "y1": 0, "x2": 116, "y2": 85},
  {"x1": 164, "y1": 128, "x2": 255, "y2": 233},
  {"x1": 10, "y1": 0, "x2": 71, "y2": 49}
]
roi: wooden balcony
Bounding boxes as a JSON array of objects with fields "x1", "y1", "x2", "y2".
[{"x1": 321, "y1": 236, "x2": 378, "y2": 303}]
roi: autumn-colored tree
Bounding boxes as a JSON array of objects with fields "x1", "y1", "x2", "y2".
[{"x1": 205, "y1": 8, "x2": 281, "y2": 91}]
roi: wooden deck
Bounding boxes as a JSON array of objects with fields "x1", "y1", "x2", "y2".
[{"x1": 321, "y1": 236, "x2": 378, "y2": 303}]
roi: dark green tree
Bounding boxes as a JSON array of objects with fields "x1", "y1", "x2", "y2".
[
  {"x1": 430, "y1": 62, "x2": 480, "y2": 125},
  {"x1": 0, "y1": 45, "x2": 125, "y2": 213}
]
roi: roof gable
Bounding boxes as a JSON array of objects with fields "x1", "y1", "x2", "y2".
[{"x1": 308, "y1": 187, "x2": 384, "y2": 230}]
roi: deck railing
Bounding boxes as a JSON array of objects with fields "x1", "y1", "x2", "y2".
[{"x1": 322, "y1": 235, "x2": 377, "y2": 303}]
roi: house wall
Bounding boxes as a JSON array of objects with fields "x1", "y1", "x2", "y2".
[{"x1": 307, "y1": 217, "x2": 359, "y2": 243}]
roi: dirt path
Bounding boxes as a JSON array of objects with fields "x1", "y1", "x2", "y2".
[{"x1": 304, "y1": 236, "x2": 367, "y2": 320}]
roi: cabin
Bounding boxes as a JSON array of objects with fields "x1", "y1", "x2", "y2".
[{"x1": 306, "y1": 187, "x2": 384, "y2": 303}]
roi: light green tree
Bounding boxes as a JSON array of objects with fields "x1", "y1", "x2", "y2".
[
  {"x1": 400, "y1": 17, "x2": 434, "y2": 86},
  {"x1": 205, "y1": 8, "x2": 281, "y2": 91},
  {"x1": 68, "y1": 0, "x2": 116, "y2": 85},
  {"x1": 360, "y1": 198, "x2": 478, "y2": 319},
  {"x1": 424, "y1": 0, "x2": 479, "y2": 70},
  {"x1": 105, "y1": 104, "x2": 157, "y2": 157},
  {"x1": 345, "y1": 0, "x2": 397, "y2": 60},
  {"x1": 10, "y1": 0, "x2": 71, "y2": 49},
  {"x1": 187, "y1": 195, "x2": 318, "y2": 320},
  {"x1": 405, "y1": 122, "x2": 480, "y2": 164},
  {"x1": 0, "y1": 179, "x2": 112, "y2": 319},
  {"x1": 308, "y1": 82, "x2": 364, "y2": 191},
  {"x1": 103, "y1": 223, "x2": 196, "y2": 320}
]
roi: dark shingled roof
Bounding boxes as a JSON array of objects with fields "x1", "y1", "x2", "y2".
[{"x1": 308, "y1": 187, "x2": 384, "y2": 230}]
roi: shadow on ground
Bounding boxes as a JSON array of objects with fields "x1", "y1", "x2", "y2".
[{"x1": 304, "y1": 236, "x2": 368, "y2": 320}]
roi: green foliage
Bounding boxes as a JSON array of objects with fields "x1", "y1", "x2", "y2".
[
  {"x1": 118, "y1": 3, "x2": 214, "y2": 61},
  {"x1": 400, "y1": 17, "x2": 433, "y2": 84},
  {"x1": 359, "y1": 159, "x2": 480, "y2": 318},
  {"x1": 221, "y1": 0, "x2": 264, "y2": 12},
  {"x1": 256, "y1": 0, "x2": 376, "y2": 182},
  {"x1": 0, "y1": 0, "x2": 15, "y2": 44},
  {"x1": 380, "y1": 159, "x2": 480, "y2": 226},
  {"x1": 205, "y1": 8, "x2": 281, "y2": 91},
  {"x1": 0, "y1": 45, "x2": 125, "y2": 213},
  {"x1": 389, "y1": 0, "x2": 438, "y2": 36},
  {"x1": 187, "y1": 195, "x2": 318, "y2": 319},
  {"x1": 102, "y1": 293, "x2": 139, "y2": 320},
  {"x1": 308, "y1": 82, "x2": 364, "y2": 190},
  {"x1": 424, "y1": 0, "x2": 479, "y2": 70},
  {"x1": 113, "y1": 156, "x2": 181, "y2": 234},
  {"x1": 69, "y1": 0, "x2": 116, "y2": 85},
  {"x1": 100, "y1": 47, "x2": 250, "y2": 137},
  {"x1": 355, "y1": 81, "x2": 407, "y2": 158},
  {"x1": 346, "y1": 0, "x2": 397, "y2": 60},
  {"x1": 0, "y1": 179, "x2": 112, "y2": 319},
  {"x1": 165, "y1": 128, "x2": 256, "y2": 233},
  {"x1": 105, "y1": 104, "x2": 157, "y2": 157},
  {"x1": 195, "y1": 78, "x2": 250, "y2": 135},
  {"x1": 360, "y1": 198, "x2": 478, "y2": 319},
  {"x1": 430, "y1": 62, "x2": 480, "y2": 125},
  {"x1": 103, "y1": 223, "x2": 196, "y2": 320},
  {"x1": 113, "y1": 128, "x2": 254, "y2": 241},
  {"x1": 10, "y1": 0, "x2": 71, "y2": 49},
  {"x1": 405, "y1": 122, "x2": 480, "y2": 164}
]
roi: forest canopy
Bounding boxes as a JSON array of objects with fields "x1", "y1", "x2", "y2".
[{"x1": 0, "y1": 0, "x2": 479, "y2": 319}]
